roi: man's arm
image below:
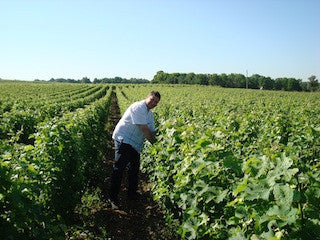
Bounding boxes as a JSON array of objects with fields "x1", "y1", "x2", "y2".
[{"x1": 138, "y1": 124, "x2": 156, "y2": 144}]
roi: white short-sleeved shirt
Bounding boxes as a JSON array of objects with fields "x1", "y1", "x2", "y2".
[{"x1": 112, "y1": 100, "x2": 156, "y2": 153}]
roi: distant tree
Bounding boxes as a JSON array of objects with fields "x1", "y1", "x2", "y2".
[
  {"x1": 287, "y1": 78, "x2": 302, "y2": 91},
  {"x1": 70, "y1": 79, "x2": 80, "y2": 83},
  {"x1": 226, "y1": 74, "x2": 236, "y2": 88},
  {"x1": 308, "y1": 75, "x2": 318, "y2": 92},
  {"x1": 234, "y1": 74, "x2": 246, "y2": 88},
  {"x1": 274, "y1": 78, "x2": 282, "y2": 90},
  {"x1": 113, "y1": 77, "x2": 122, "y2": 83},
  {"x1": 150, "y1": 71, "x2": 308, "y2": 92},
  {"x1": 219, "y1": 73, "x2": 228, "y2": 87},
  {"x1": 301, "y1": 82, "x2": 309, "y2": 91},
  {"x1": 275, "y1": 78, "x2": 289, "y2": 91},
  {"x1": 177, "y1": 73, "x2": 187, "y2": 84},
  {"x1": 96, "y1": 77, "x2": 149, "y2": 84},
  {"x1": 197, "y1": 74, "x2": 209, "y2": 85},
  {"x1": 260, "y1": 76, "x2": 274, "y2": 90},
  {"x1": 152, "y1": 71, "x2": 166, "y2": 83},
  {"x1": 81, "y1": 77, "x2": 91, "y2": 83},
  {"x1": 171, "y1": 73, "x2": 180, "y2": 84},
  {"x1": 93, "y1": 78, "x2": 101, "y2": 84},
  {"x1": 185, "y1": 73, "x2": 196, "y2": 84},
  {"x1": 248, "y1": 74, "x2": 260, "y2": 89},
  {"x1": 225, "y1": 73, "x2": 246, "y2": 88},
  {"x1": 208, "y1": 74, "x2": 220, "y2": 86},
  {"x1": 129, "y1": 78, "x2": 150, "y2": 84}
]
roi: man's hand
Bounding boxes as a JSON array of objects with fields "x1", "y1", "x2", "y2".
[{"x1": 138, "y1": 124, "x2": 156, "y2": 144}]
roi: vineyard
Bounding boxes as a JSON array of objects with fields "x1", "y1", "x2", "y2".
[
  {"x1": 0, "y1": 82, "x2": 113, "y2": 239},
  {"x1": 0, "y1": 82, "x2": 319, "y2": 239}
]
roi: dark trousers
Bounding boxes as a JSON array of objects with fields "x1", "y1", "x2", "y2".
[{"x1": 109, "y1": 140, "x2": 140, "y2": 200}]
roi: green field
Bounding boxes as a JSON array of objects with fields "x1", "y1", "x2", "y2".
[{"x1": 1, "y1": 82, "x2": 319, "y2": 239}]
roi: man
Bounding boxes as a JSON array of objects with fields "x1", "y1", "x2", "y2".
[{"x1": 109, "y1": 90, "x2": 161, "y2": 209}]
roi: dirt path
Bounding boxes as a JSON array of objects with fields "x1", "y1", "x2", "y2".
[{"x1": 101, "y1": 91, "x2": 177, "y2": 240}]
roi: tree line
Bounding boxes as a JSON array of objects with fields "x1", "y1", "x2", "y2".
[
  {"x1": 43, "y1": 77, "x2": 149, "y2": 84},
  {"x1": 152, "y1": 71, "x2": 319, "y2": 92},
  {"x1": 4, "y1": 73, "x2": 318, "y2": 92},
  {"x1": 92, "y1": 77, "x2": 149, "y2": 84}
]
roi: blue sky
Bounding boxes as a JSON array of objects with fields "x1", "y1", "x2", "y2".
[{"x1": 1, "y1": 0, "x2": 319, "y2": 81}]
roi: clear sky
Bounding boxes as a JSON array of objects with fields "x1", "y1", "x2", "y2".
[{"x1": 1, "y1": 0, "x2": 319, "y2": 81}]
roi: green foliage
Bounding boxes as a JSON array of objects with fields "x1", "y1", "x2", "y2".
[
  {"x1": 151, "y1": 71, "x2": 309, "y2": 91},
  {"x1": 0, "y1": 83, "x2": 112, "y2": 239},
  {"x1": 308, "y1": 75, "x2": 319, "y2": 92},
  {"x1": 0, "y1": 83, "x2": 108, "y2": 144},
  {"x1": 1, "y1": 83, "x2": 319, "y2": 239},
  {"x1": 118, "y1": 85, "x2": 320, "y2": 239}
]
